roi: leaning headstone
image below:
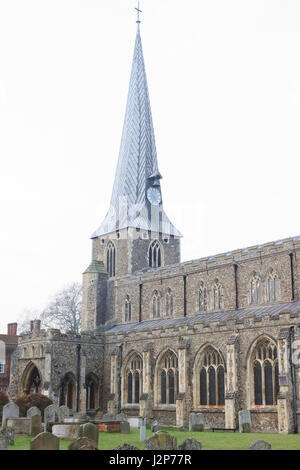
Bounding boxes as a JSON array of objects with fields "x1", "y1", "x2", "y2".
[
  {"x1": 151, "y1": 420, "x2": 161, "y2": 433},
  {"x1": 1, "y1": 427, "x2": 14, "y2": 446},
  {"x1": 79, "y1": 423, "x2": 99, "y2": 446},
  {"x1": 144, "y1": 431, "x2": 177, "y2": 450},
  {"x1": 114, "y1": 444, "x2": 140, "y2": 450},
  {"x1": 238, "y1": 410, "x2": 252, "y2": 433},
  {"x1": 68, "y1": 437, "x2": 98, "y2": 451},
  {"x1": 189, "y1": 412, "x2": 204, "y2": 432},
  {"x1": 248, "y1": 440, "x2": 272, "y2": 450},
  {"x1": 30, "y1": 415, "x2": 42, "y2": 437},
  {"x1": 0, "y1": 437, "x2": 8, "y2": 450},
  {"x1": 140, "y1": 424, "x2": 146, "y2": 442},
  {"x1": 120, "y1": 421, "x2": 130, "y2": 434},
  {"x1": 2, "y1": 402, "x2": 19, "y2": 429},
  {"x1": 179, "y1": 438, "x2": 202, "y2": 450},
  {"x1": 27, "y1": 406, "x2": 41, "y2": 419},
  {"x1": 30, "y1": 432, "x2": 60, "y2": 451},
  {"x1": 44, "y1": 405, "x2": 60, "y2": 432},
  {"x1": 59, "y1": 405, "x2": 70, "y2": 421}
]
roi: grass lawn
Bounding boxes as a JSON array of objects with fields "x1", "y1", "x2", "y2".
[{"x1": 6, "y1": 426, "x2": 300, "y2": 450}]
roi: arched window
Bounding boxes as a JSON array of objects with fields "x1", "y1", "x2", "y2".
[
  {"x1": 165, "y1": 289, "x2": 173, "y2": 317},
  {"x1": 249, "y1": 273, "x2": 261, "y2": 304},
  {"x1": 157, "y1": 350, "x2": 178, "y2": 405},
  {"x1": 124, "y1": 296, "x2": 132, "y2": 322},
  {"x1": 125, "y1": 354, "x2": 143, "y2": 405},
  {"x1": 106, "y1": 241, "x2": 116, "y2": 277},
  {"x1": 212, "y1": 280, "x2": 223, "y2": 311},
  {"x1": 198, "y1": 282, "x2": 208, "y2": 312},
  {"x1": 152, "y1": 291, "x2": 161, "y2": 318},
  {"x1": 59, "y1": 373, "x2": 76, "y2": 409},
  {"x1": 85, "y1": 373, "x2": 99, "y2": 410},
  {"x1": 267, "y1": 270, "x2": 279, "y2": 302},
  {"x1": 251, "y1": 338, "x2": 279, "y2": 406},
  {"x1": 149, "y1": 240, "x2": 162, "y2": 268},
  {"x1": 197, "y1": 346, "x2": 225, "y2": 407}
]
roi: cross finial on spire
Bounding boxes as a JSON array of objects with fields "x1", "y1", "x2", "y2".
[{"x1": 135, "y1": 0, "x2": 142, "y2": 24}]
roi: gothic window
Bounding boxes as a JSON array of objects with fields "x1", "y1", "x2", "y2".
[
  {"x1": 149, "y1": 240, "x2": 162, "y2": 268},
  {"x1": 198, "y1": 282, "x2": 208, "y2": 312},
  {"x1": 59, "y1": 372, "x2": 76, "y2": 409},
  {"x1": 106, "y1": 241, "x2": 116, "y2": 277},
  {"x1": 212, "y1": 280, "x2": 223, "y2": 311},
  {"x1": 251, "y1": 338, "x2": 279, "y2": 406},
  {"x1": 152, "y1": 291, "x2": 161, "y2": 318},
  {"x1": 165, "y1": 289, "x2": 173, "y2": 317},
  {"x1": 125, "y1": 296, "x2": 132, "y2": 322},
  {"x1": 249, "y1": 273, "x2": 261, "y2": 304},
  {"x1": 85, "y1": 373, "x2": 99, "y2": 410},
  {"x1": 198, "y1": 346, "x2": 225, "y2": 406},
  {"x1": 125, "y1": 354, "x2": 143, "y2": 405},
  {"x1": 157, "y1": 350, "x2": 178, "y2": 405},
  {"x1": 267, "y1": 270, "x2": 279, "y2": 302}
]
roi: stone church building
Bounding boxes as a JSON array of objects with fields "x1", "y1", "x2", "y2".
[{"x1": 9, "y1": 20, "x2": 300, "y2": 434}]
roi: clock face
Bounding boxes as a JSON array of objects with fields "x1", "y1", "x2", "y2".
[{"x1": 147, "y1": 187, "x2": 161, "y2": 206}]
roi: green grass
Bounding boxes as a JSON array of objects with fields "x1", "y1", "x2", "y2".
[{"x1": 6, "y1": 426, "x2": 300, "y2": 450}]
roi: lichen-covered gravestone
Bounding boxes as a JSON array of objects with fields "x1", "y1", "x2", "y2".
[
  {"x1": 30, "y1": 432, "x2": 60, "y2": 451},
  {"x1": 151, "y1": 420, "x2": 161, "y2": 433},
  {"x1": 44, "y1": 405, "x2": 60, "y2": 432},
  {"x1": 30, "y1": 415, "x2": 42, "y2": 437},
  {"x1": 120, "y1": 421, "x2": 130, "y2": 434},
  {"x1": 79, "y1": 423, "x2": 99, "y2": 446},
  {"x1": 1, "y1": 427, "x2": 14, "y2": 446},
  {"x1": 0, "y1": 437, "x2": 8, "y2": 451},
  {"x1": 68, "y1": 437, "x2": 98, "y2": 451},
  {"x1": 144, "y1": 431, "x2": 177, "y2": 450},
  {"x1": 189, "y1": 413, "x2": 204, "y2": 432},
  {"x1": 238, "y1": 410, "x2": 252, "y2": 433},
  {"x1": 248, "y1": 440, "x2": 272, "y2": 450},
  {"x1": 114, "y1": 444, "x2": 140, "y2": 451},
  {"x1": 27, "y1": 406, "x2": 41, "y2": 419},
  {"x1": 179, "y1": 438, "x2": 202, "y2": 450},
  {"x1": 2, "y1": 402, "x2": 19, "y2": 429}
]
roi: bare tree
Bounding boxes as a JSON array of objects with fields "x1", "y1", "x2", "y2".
[
  {"x1": 40, "y1": 282, "x2": 82, "y2": 333},
  {"x1": 17, "y1": 308, "x2": 40, "y2": 334}
]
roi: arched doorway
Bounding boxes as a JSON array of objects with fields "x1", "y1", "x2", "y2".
[{"x1": 21, "y1": 362, "x2": 42, "y2": 394}]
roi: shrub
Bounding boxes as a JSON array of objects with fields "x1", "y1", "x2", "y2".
[
  {"x1": 0, "y1": 391, "x2": 9, "y2": 423},
  {"x1": 15, "y1": 393, "x2": 53, "y2": 419}
]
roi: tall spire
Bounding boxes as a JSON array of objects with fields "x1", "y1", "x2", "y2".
[{"x1": 92, "y1": 13, "x2": 181, "y2": 238}]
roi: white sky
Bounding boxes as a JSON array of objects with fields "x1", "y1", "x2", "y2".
[{"x1": 0, "y1": 0, "x2": 300, "y2": 332}]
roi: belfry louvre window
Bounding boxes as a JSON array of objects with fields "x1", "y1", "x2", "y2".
[
  {"x1": 158, "y1": 351, "x2": 178, "y2": 405},
  {"x1": 106, "y1": 241, "x2": 116, "y2": 277},
  {"x1": 199, "y1": 347, "x2": 225, "y2": 406},
  {"x1": 149, "y1": 240, "x2": 162, "y2": 268},
  {"x1": 125, "y1": 296, "x2": 132, "y2": 322},
  {"x1": 126, "y1": 355, "x2": 143, "y2": 404},
  {"x1": 252, "y1": 339, "x2": 279, "y2": 406}
]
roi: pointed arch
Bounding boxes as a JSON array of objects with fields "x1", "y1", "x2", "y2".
[
  {"x1": 266, "y1": 269, "x2": 280, "y2": 302},
  {"x1": 154, "y1": 348, "x2": 178, "y2": 406},
  {"x1": 152, "y1": 290, "x2": 161, "y2": 318},
  {"x1": 58, "y1": 372, "x2": 77, "y2": 409},
  {"x1": 106, "y1": 241, "x2": 116, "y2": 277},
  {"x1": 85, "y1": 372, "x2": 100, "y2": 410},
  {"x1": 165, "y1": 288, "x2": 173, "y2": 317},
  {"x1": 21, "y1": 361, "x2": 42, "y2": 395},
  {"x1": 124, "y1": 295, "x2": 132, "y2": 322},
  {"x1": 198, "y1": 281, "x2": 208, "y2": 312},
  {"x1": 249, "y1": 272, "x2": 262, "y2": 305},
  {"x1": 212, "y1": 279, "x2": 223, "y2": 311},
  {"x1": 121, "y1": 350, "x2": 143, "y2": 407},
  {"x1": 149, "y1": 240, "x2": 163, "y2": 268}
]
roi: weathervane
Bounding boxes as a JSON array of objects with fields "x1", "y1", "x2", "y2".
[{"x1": 135, "y1": 0, "x2": 142, "y2": 24}]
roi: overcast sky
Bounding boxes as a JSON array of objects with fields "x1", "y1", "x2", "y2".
[{"x1": 0, "y1": 0, "x2": 300, "y2": 332}]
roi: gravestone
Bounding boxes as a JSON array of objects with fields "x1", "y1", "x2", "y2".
[
  {"x1": 30, "y1": 415, "x2": 42, "y2": 437},
  {"x1": 27, "y1": 406, "x2": 41, "y2": 419},
  {"x1": 114, "y1": 444, "x2": 140, "y2": 450},
  {"x1": 140, "y1": 424, "x2": 146, "y2": 442},
  {"x1": 238, "y1": 410, "x2": 252, "y2": 433},
  {"x1": 44, "y1": 405, "x2": 60, "y2": 432},
  {"x1": 79, "y1": 423, "x2": 99, "y2": 446},
  {"x1": 0, "y1": 437, "x2": 8, "y2": 450},
  {"x1": 151, "y1": 420, "x2": 160, "y2": 433},
  {"x1": 59, "y1": 405, "x2": 69, "y2": 421},
  {"x1": 179, "y1": 438, "x2": 202, "y2": 450},
  {"x1": 68, "y1": 437, "x2": 98, "y2": 451},
  {"x1": 2, "y1": 402, "x2": 19, "y2": 429},
  {"x1": 248, "y1": 440, "x2": 272, "y2": 450},
  {"x1": 120, "y1": 421, "x2": 130, "y2": 434},
  {"x1": 144, "y1": 431, "x2": 177, "y2": 450},
  {"x1": 189, "y1": 412, "x2": 204, "y2": 432},
  {"x1": 30, "y1": 432, "x2": 60, "y2": 451},
  {"x1": 1, "y1": 427, "x2": 14, "y2": 446},
  {"x1": 116, "y1": 413, "x2": 127, "y2": 422},
  {"x1": 6, "y1": 418, "x2": 30, "y2": 435}
]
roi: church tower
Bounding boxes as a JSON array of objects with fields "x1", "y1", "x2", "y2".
[{"x1": 82, "y1": 11, "x2": 181, "y2": 331}]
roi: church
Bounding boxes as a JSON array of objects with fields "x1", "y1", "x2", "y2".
[{"x1": 9, "y1": 16, "x2": 300, "y2": 434}]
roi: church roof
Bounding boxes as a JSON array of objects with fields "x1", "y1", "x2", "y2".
[
  {"x1": 91, "y1": 26, "x2": 181, "y2": 239},
  {"x1": 103, "y1": 300, "x2": 300, "y2": 335}
]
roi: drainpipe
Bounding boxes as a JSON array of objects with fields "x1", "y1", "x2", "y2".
[
  {"x1": 139, "y1": 281, "x2": 143, "y2": 323},
  {"x1": 289, "y1": 252, "x2": 295, "y2": 301},
  {"x1": 289, "y1": 327, "x2": 298, "y2": 433},
  {"x1": 76, "y1": 344, "x2": 81, "y2": 412},
  {"x1": 117, "y1": 344, "x2": 123, "y2": 413},
  {"x1": 234, "y1": 263, "x2": 239, "y2": 310},
  {"x1": 183, "y1": 275, "x2": 187, "y2": 317}
]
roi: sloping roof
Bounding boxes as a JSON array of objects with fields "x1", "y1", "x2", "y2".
[
  {"x1": 104, "y1": 301, "x2": 299, "y2": 335},
  {"x1": 91, "y1": 26, "x2": 181, "y2": 238}
]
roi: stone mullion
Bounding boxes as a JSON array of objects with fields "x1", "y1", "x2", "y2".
[
  {"x1": 225, "y1": 335, "x2": 238, "y2": 429},
  {"x1": 277, "y1": 329, "x2": 294, "y2": 433}
]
